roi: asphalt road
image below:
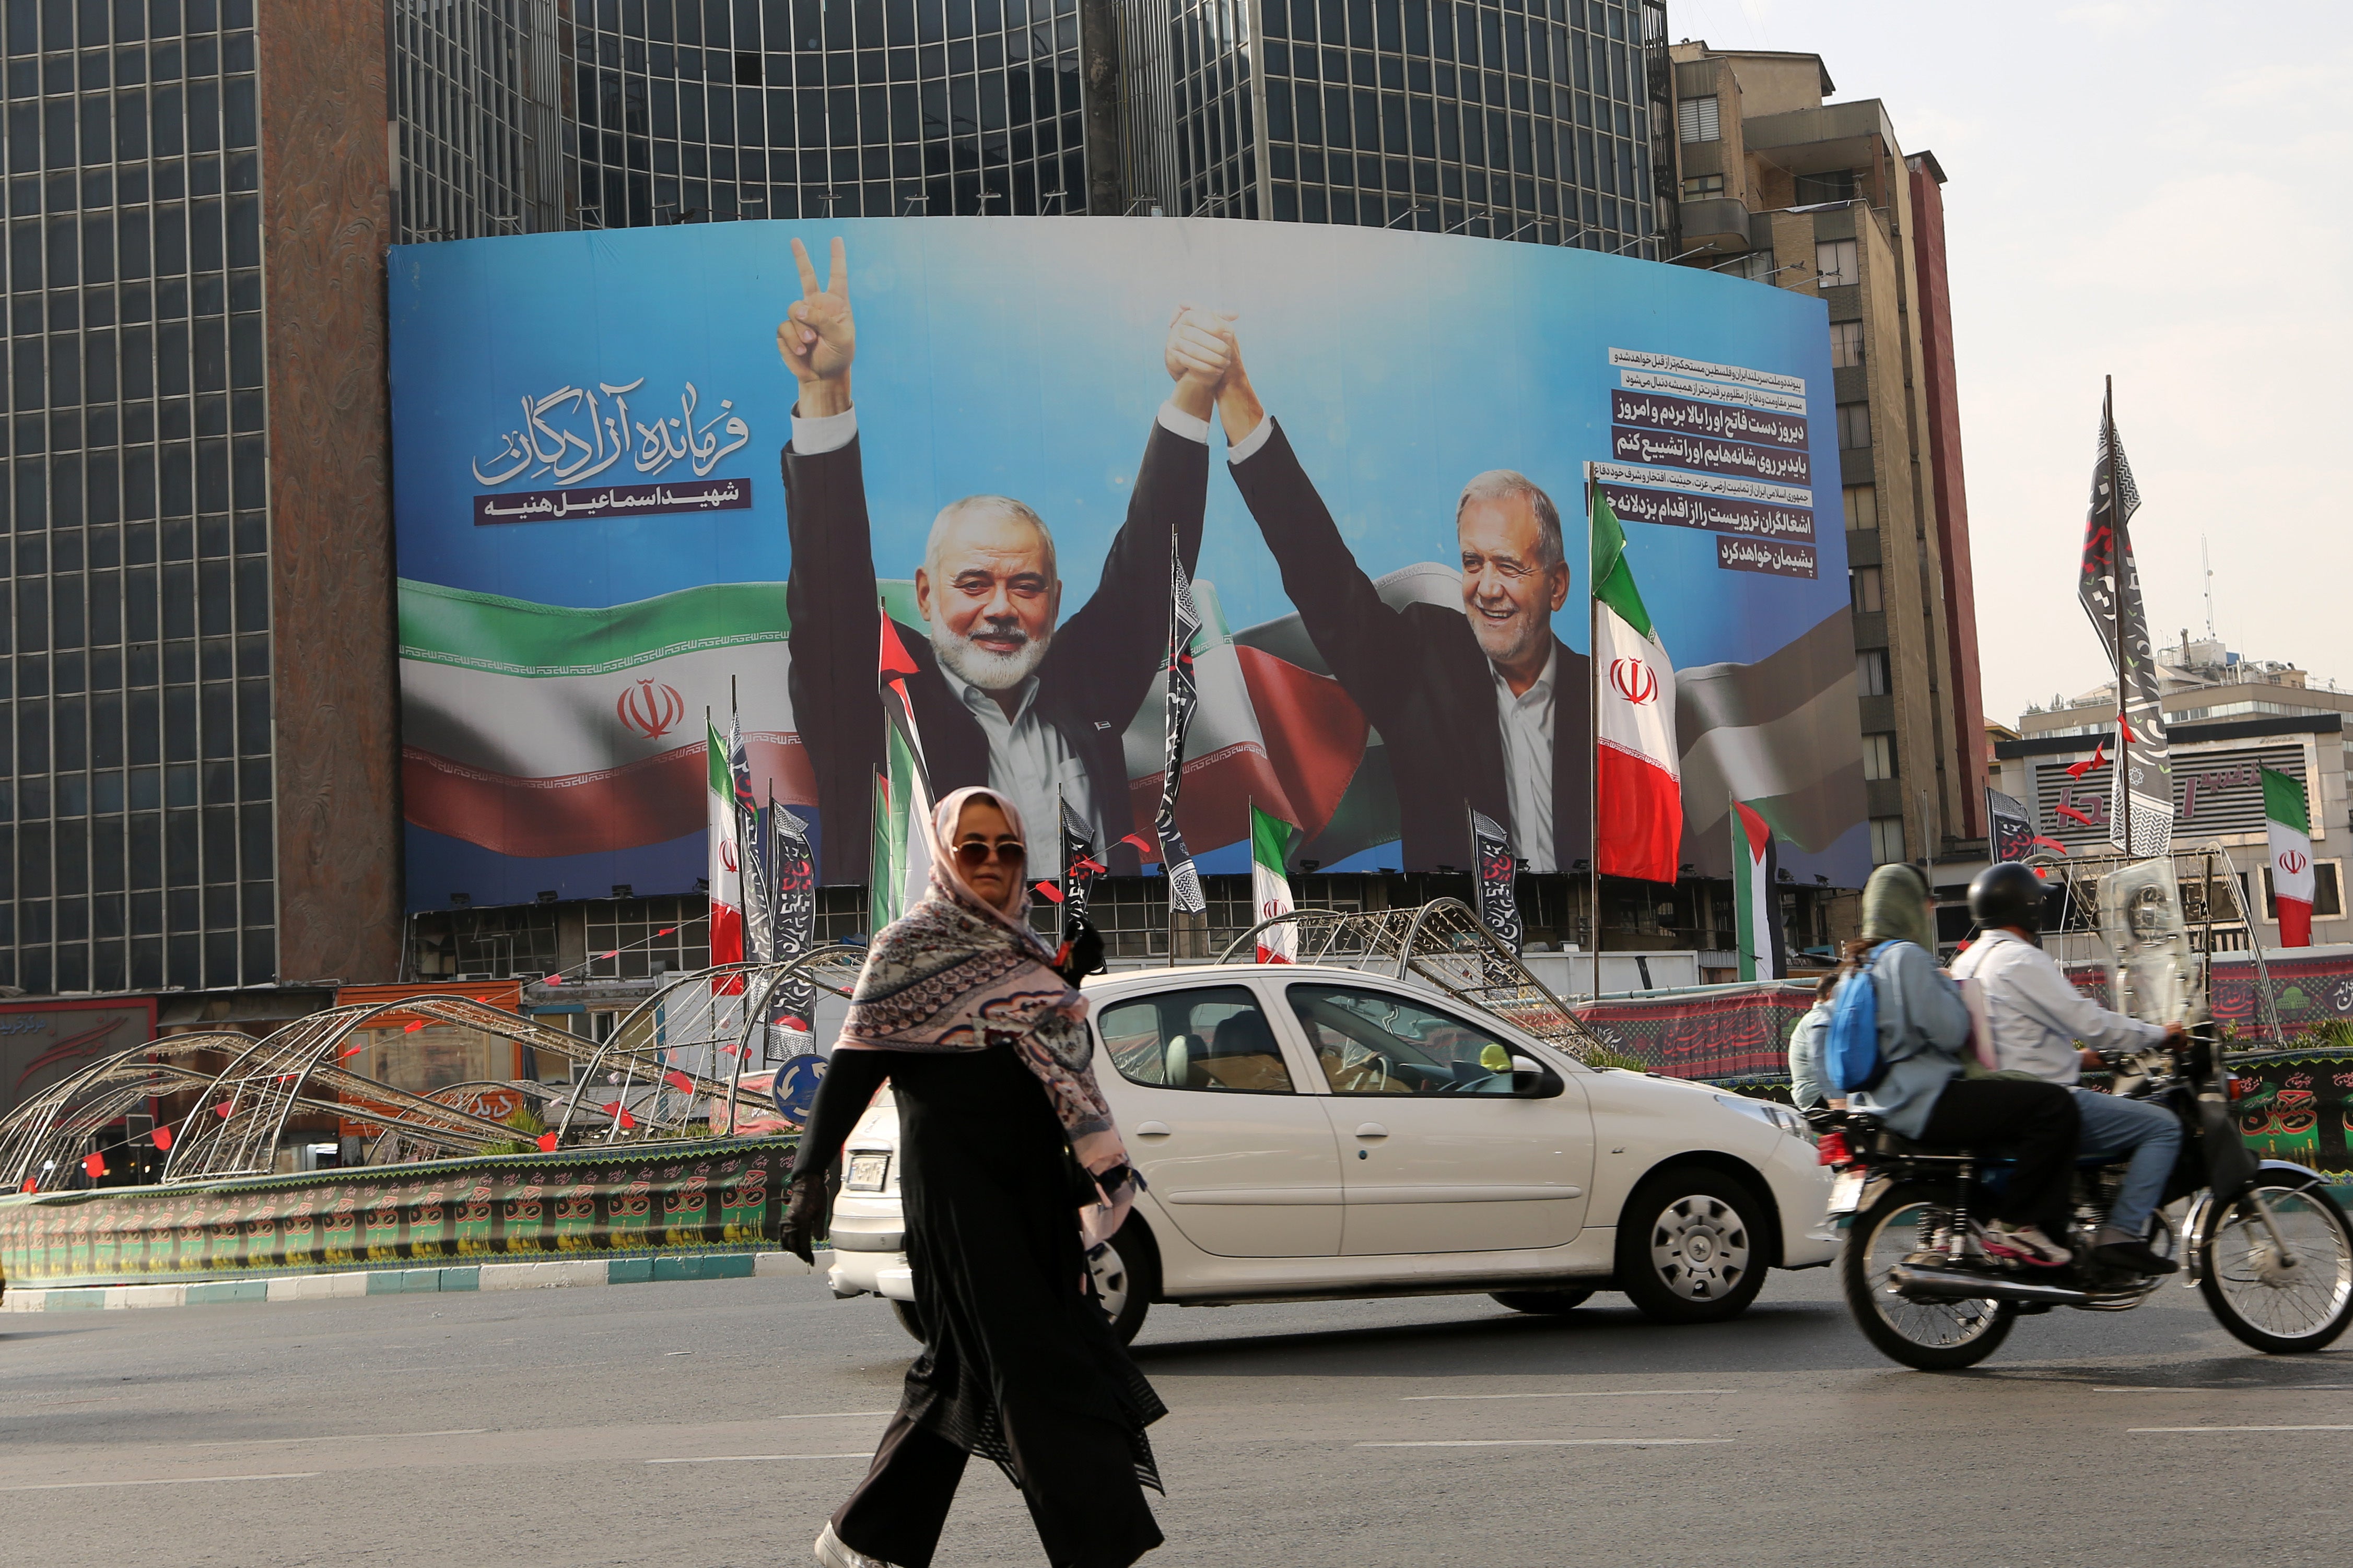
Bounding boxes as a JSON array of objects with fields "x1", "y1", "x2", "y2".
[{"x1": 5, "y1": 1258, "x2": 2350, "y2": 1568}]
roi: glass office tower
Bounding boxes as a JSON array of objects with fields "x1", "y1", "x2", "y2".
[{"x1": 3, "y1": 1, "x2": 272, "y2": 994}]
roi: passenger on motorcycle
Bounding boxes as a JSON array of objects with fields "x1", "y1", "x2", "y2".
[
  {"x1": 1951, "y1": 862, "x2": 2186, "y2": 1276},
  {"x1": 1787, "y1": 973, "x2": 1840, "y2": 1113},
  {"x1": 1841, "y1": 864, "x2": 2081, "y2": 1267}
]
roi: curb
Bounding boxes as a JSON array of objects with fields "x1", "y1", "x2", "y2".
[{"x1": 2, "y1": 1248, "x2": 822, "y2": 1313}]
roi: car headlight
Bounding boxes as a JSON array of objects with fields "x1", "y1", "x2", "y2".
[{"x1": 1715, "y1": 1094, "x2": 1815, "y2": 1143}]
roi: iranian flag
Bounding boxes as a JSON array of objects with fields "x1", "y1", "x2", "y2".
[
  {"x1": 2264, "y1": 767, "x2": 2315, "y2": 948},
  {"x1": 1250, "y1": 804, "x2": 1297, "y2": 962},
  {"x1": 1589, "y1": 483, "x2": 1682, "y2": 883},
  {"x1": 706, "y1": 719, "x2": 746, "y2": 987},
  {"x1": 1730, "y1": 801, "x2": 1784, "y2": 982}
]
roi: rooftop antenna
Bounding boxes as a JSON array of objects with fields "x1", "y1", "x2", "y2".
[{"x1": 2202, "y1": 535, "x2": 2215, "y2": 641}]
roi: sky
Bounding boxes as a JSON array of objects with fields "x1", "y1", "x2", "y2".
[{"x1": 1670, "y1": 0, "x2": 2353, "y2": 722}]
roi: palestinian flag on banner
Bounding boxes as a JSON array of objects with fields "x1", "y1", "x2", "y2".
[
  {"x1": 1730, "y1": 801, "x2": 1784, "y2": 982},
  {"x1": 706, "y1": 718, "x2": 746, "y2": 993},
  {"x1": 2263, "y1": 767, "x2": 2315, "y2": 948},
  {"x1": 870, "y1": 611, "x2": 935, "y2": 933},
  {"x1": 1589, "y1": 482, "x2": 1682, "y2": 883},
  {"x1": 1250, "y1": 804, "x2": 1297, "y2": 963}
]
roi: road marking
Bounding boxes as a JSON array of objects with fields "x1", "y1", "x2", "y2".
[
  {"x1": 1357, "y1": 1439, "x2": 1735, "y2": 1448},
  {"x1": 647, "y1": 1453, "x2": 873, "y2": 1464},
  {"x1": 1402, "y1": 1389, "x2": 1734, "y2": 1402},
  {"x1": 0, "y1": 1472, "x2": 320, "y2": 1492},
  {"x1": 2099, "y1": 1385, "x2": 2353, "y2": 1393},
  {"x1": 2128, "y1": 1425, "x2": 2353, "y2": 1434},
  {"x1": 190, "y1": 1428, "x2": 488, "y2": 1448},
  {"x1": 776, "y1": 1410, "x2": 895, "y2": 1420}
]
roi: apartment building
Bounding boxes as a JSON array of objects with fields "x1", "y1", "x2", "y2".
[{"x1": 1663, "y1": 42, "x2": 1984, "y2": 874}]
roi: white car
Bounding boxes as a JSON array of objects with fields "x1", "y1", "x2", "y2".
[{"x1": 826, "y1": 962, "x2": 1835, "y2": 1342}]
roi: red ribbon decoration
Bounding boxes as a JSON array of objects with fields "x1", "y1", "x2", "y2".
[
  {"x1": 83, "y1": 1152, "x2": 106, "y2": 1180},
  {"x1": 2065, "y1": 739, "x2": 2108, "y2": 780},
  {"x1": 1032, "y1": 880, "x2": 1065, "y2": 903},
  {"x1": 536, "y1": 1132, "x2": 560, "y2": 1153},
  {"x1": 402, "y1": 1019, "x2": 427, "y2": 1033},
  {"x1": 151, "y1": 1124, "x2": 174, "y2": 1151},
  {"x1": 18, "y1": 1177, "x2": 33, "y2": 1193},
  {"x1": 602, "y1": 1101, "x2": 638, "y2": 1130},
  {"x1": 213, "y1": 1101, "x2": 236, "y2": 1118},
  {"x1": 663, "y1": 1070, "x2": 695, "y2": 1093},
  {"x1": 543, "y1": 973, "x2": 564, "y2": 985}
]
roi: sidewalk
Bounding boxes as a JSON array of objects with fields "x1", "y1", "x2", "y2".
[{"x1": 2, "y1": 1249, "x2": 828, "y2": 1312}]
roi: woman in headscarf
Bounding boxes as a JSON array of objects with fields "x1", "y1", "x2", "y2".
[
  {"x1": 1839, "y1": 863, "x2": 2080, "y2": 1265},
  {"x1": 781, "y1": 786, "x2": 1164, "y2": 1568}
]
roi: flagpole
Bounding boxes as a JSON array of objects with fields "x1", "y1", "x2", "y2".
[
  {"x1": 2105, "y1": 374, "x2": 2130, "y2": 857},
  {"x1": 1585, "y1": 462, "x2": 1600, "y2": 1003}
]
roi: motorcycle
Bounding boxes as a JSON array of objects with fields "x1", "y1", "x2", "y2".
[{"x1": 1830, "y1": 859, "x2": 2353, "y2": 1371}]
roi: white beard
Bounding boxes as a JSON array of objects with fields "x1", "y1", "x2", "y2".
[{"x1": 933, "y1": 620, "x2": 1052, "y2": 693}]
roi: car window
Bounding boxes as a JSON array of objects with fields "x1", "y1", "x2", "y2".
[
  {"x1": 1097, "y1": 986, "x2": 1295, "y2": 1093},
  {"x1": 1286, "y1": 983, "x2": 1522, "y2": 1097}
]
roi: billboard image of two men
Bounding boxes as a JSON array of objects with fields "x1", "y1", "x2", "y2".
[{"x1": 387, "y1": 219, "x2": 1866, "y2": 910}]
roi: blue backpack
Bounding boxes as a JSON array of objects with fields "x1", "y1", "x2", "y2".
[{"x1": 1826, "y1": 941, "x2": 1900, "y2": 1093}]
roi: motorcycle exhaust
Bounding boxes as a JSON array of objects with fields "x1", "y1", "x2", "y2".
[{"x1": 1887, "y1": 1264, "x2": 2090, "y2": 1308}]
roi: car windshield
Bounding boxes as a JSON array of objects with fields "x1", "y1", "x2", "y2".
[{"x1": 1284, "y1": 983, "x2": 1520, "y2": 1095}]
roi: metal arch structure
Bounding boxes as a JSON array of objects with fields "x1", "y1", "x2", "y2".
[
  {"x1": 0, "y1": 945, "x2": 871, "y2": 1194},
  {"x1": 1215, "y1": 898, "x2": 1613, "y2": 1062}
]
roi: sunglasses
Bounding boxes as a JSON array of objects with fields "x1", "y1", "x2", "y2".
[{"x1": 953, "y1": 838, "x2": 1026, "y2": 868}]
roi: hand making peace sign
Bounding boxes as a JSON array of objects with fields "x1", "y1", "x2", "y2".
[{"x1": 779, "y1": 236, "x2": 854, "y2": 417}]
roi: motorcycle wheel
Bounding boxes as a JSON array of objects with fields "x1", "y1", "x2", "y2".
[
  {"x1": 1839, "y1": 1184, "x2": 2017, "y2": 1371},
  {"x1": 2198, "y1": 1180, "x2": 2353, "y2": 1354}
]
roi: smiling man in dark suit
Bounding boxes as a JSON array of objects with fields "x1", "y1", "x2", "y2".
[
  {"x1": 776, "y1": 238, "x2": 1224, "y2": 884},
  {"x1": 1196, "y1": 313, "x2": 1592, "y2": 874}
]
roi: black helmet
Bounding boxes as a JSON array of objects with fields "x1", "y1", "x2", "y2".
[{"x1": 1969, "y1": 861, "x2": 2045, "y2": 935}]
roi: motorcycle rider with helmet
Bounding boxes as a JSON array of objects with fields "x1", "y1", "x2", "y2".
[{"x1": 1951, "y1": 861, "x2": 2186, "y2": 1276}]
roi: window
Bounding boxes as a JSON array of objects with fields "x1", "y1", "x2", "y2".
[
  {"x1": 1287, "y1": 983, "x2": 1526, "y2": 1097},
  {"x1": 1795, "y1": 169, "x2": 1857, "y2": 205},
  {"x1": 1837, "y1": 402, "x2": 1872, "y2": 450},
  {"x1": 1843, "y1": 485, "x2": 1879, "y2": 532},
  {"x1": 1816, "y1": 238, "x2": 1859, "y2": 287},
  {"x1": 1829, "y1": 320, "x2": 1864, "y2": 369},
  {"x1": 1678, "y1": 95, "x2": 1720, "y2": 144},
  {"x1": 1849, "y1": 565, "x2": 1883, "y2": 614},
  {"x1": 2263, "y1": 862, "x2": 2344, "y2": 920},
  {"x1": 1680, "y1": 173, "x2": 1723, "y2": 200},
  {"x1": 1097, "y1": 985, "x2": 1295, "y2": 1093},
  {"x1": 1869, "y1": 816, "x2": 1907, "y2": 866},
  {"x1": 1857, "y1": 649, "x2": 1890, "y2": 697},
  {"x1": 1862, "y1": 732, "x2": 1896, "y2": 782}
]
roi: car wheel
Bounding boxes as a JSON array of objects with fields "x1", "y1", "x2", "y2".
[
  {"x1": 889, "y1": 1298, "x2": 928, "y2": 1342},
  {"x1": 1617, "y1": 1167, "x2": 1769, "y2": 1325},
  {"x1": 1490, "y1": 1288, "x2": 1595, "y2": 1315},
  {"x1": 1091, "y1": 1215, "x2": 1159, "y2": 1346}
]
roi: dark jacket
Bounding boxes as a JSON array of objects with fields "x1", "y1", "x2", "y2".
[
  {"x1": 784, "y1": 421, "x2": 1208, "y2": 885},
  {"x1": 1228, "y1": 420, "x2": 1591, "y2": 872}
]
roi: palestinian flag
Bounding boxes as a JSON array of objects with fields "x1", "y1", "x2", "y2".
[
  {"x1": 870, "y1": 611, "x2": 935, "y2": 933},
  {"x1": 1250, "y1": 804, "x2": 1297, "y2": 963},
  {"x1": 706, "y1": 719, "x2": 746, "y2": 990},
  {"x1": 2264, "y1": 767, "x2": 2315, "y2": 948},
  {"x1": 1730, "y1": 801, "x2": 1784, "y2": 982},
  {"x1": 1589, "y1": 484, "x2": 1681, "y2": 883}
]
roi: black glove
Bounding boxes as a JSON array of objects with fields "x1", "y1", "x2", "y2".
[
  {"x1": 780, "y1": 1175, "x2": 825, "y2": 1265},
  {"x1": 1052, "y1": 914, "x2": 1106, "y2": 987}
]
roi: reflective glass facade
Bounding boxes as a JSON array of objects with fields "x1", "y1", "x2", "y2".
[
  {"x1": 568, "y1": 0, "x2": 1092, "y2": 225},
  {"x1": 391, "y1": 0, "x2": 569, "y2": 242},
  {"x1": 2, "y1": 0, "x2": 273, "y2": 996},
  {"x1": 1173, "y1": 0, "x2": 1667, "y2": 253}
]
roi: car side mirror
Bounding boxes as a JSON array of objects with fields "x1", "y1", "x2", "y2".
[{"x1": 1511, "y1": 1056, "x2": 1564, "y2": 1098}]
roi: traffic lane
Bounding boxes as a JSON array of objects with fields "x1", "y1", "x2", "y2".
[{"x1": 3, "y1": 1268, "x2": 2350, "y2": 1568}]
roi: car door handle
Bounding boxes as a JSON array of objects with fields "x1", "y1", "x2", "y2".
[
  {"x1": 1353, "y1": 1123, "x2": 1389, "y2": 1139},
  {"x1": 1134, "y1": 1121, "x2": 1173, "y2": 1138}
]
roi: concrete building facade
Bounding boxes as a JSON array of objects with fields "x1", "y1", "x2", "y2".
[{"x1": 1662, "y1": 42, "x2": 1984, "y2": 876}]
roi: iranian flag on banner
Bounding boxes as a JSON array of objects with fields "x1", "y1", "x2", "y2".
[
  {"x1": 706, "y1": 718, "x2": 746, "y2": 990},
  {"x1": 2264, "y1": 767, "x2": 2315, "y2": 948},
  {"x1": 1250, "y1": 804, "x2": 1297, "y2": 962},
  {"x1": 1589, "y1": 484, "x2": 1681, "y2": 883},
  {"x1": 1730, "y1": 801, "x2": 1784, "y2": 982}
]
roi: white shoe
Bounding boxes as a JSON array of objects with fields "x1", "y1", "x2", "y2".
[{"x1": 815, "y1": 1523, "x2": 896, "y2": 1568}]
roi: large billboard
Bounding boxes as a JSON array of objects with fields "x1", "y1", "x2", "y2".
[{"x1": 389, "y1": 219, "x2": 1865, "y2": 908}]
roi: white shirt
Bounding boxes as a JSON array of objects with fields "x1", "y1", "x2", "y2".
[
  {"x1": 1949, "y1": 926, "x2": 2166, "y2": 1084},
  {"x1": 1493, "y1": 642, "x2": 1558, "y2": 874},
  {"x1": 958, "y1": 674, "x2": 1097, "y2": 856}
]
